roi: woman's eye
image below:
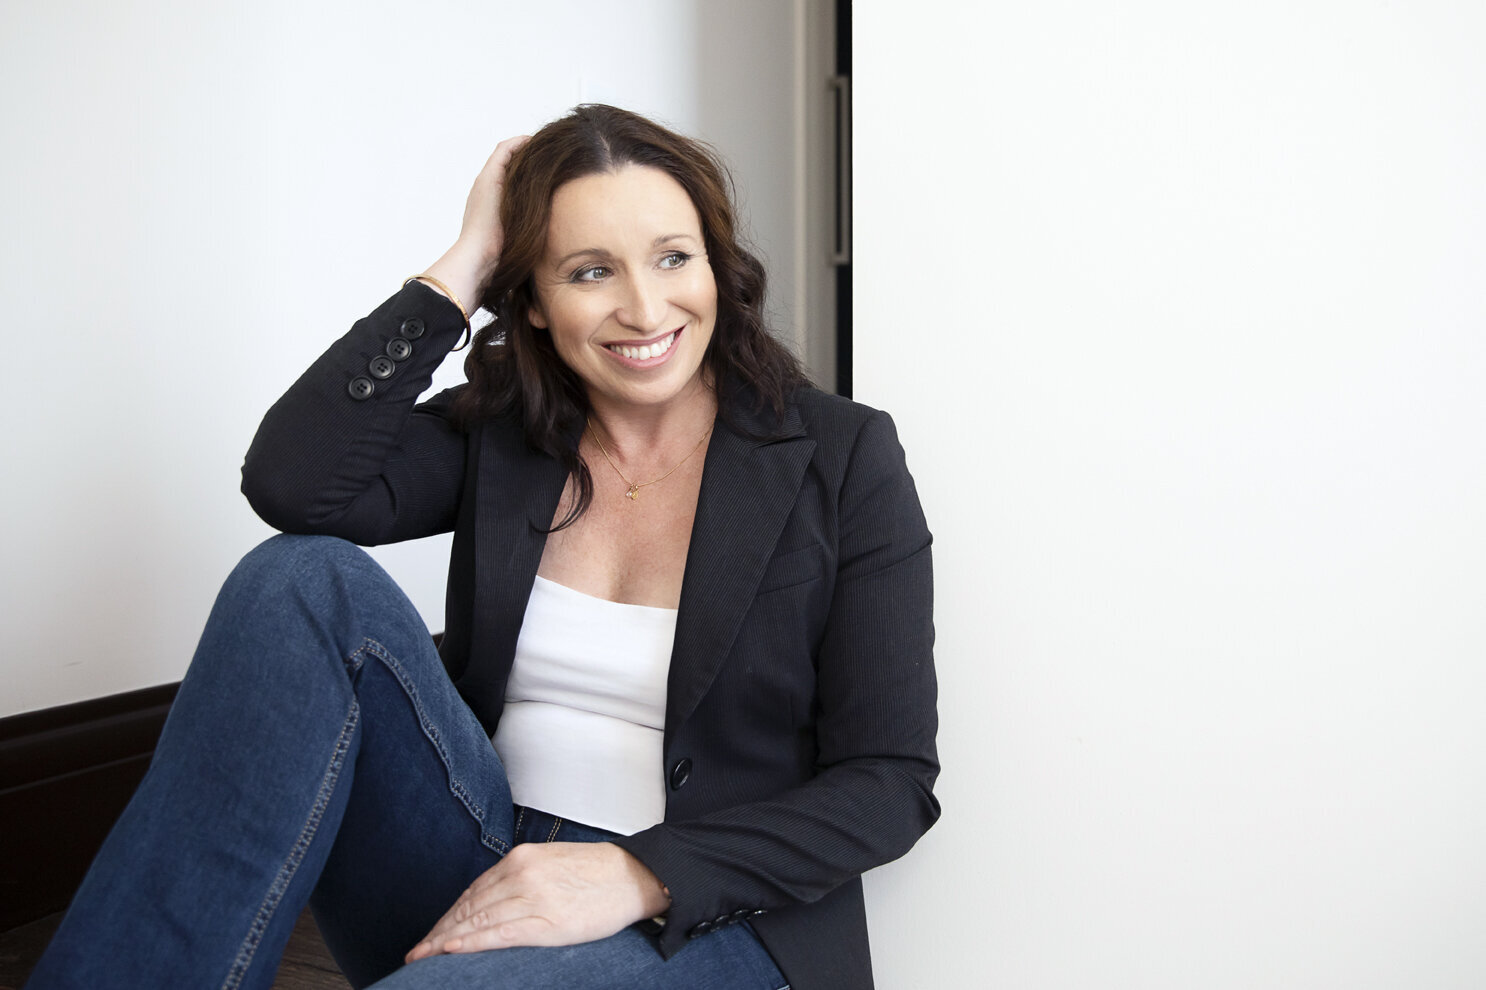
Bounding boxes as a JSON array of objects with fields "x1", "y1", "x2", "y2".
[
  {"x1": 572, "y1": 265, "x2": 612, "y2": 283},
  {"x1": 659, "y1": 252, "x2": 690, "y2": 270}
]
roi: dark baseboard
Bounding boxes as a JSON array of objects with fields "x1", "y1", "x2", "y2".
[{"x1": 0, "y1": 683, "x2": 180, "y2": 931}]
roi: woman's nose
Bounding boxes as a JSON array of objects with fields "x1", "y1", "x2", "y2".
[{"x1": 615, "y1": 274, "x2": 667, "y2": 333}]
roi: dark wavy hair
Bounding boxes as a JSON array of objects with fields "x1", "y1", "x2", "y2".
[{"x1": 449, "y1": 104, "x2": 806, "y2": 528}]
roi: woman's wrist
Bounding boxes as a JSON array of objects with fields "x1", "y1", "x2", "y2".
[
  {"x1": 608, "y1": 843, "x2": 672, "y2": 919},
  {"x1": 420, "y1": 240, "x2": 496, "y2": 313}
]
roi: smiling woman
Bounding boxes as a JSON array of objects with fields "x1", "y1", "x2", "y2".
[
  {"x1": 530, "y1": 167, "x2": 718, "y2": 432},
  {"x1": 450, "y1": 107, "x2": 803, "y2": 535},
  {"x1": 25, "y1": 105, "x2": 938, "y2": 990}
]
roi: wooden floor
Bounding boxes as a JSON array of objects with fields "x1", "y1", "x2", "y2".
[{"x1": 0, "y1": 907, "x2": 351, "y2": 990}]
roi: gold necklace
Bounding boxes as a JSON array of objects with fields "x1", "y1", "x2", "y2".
[{"x1": 587, "y1": 420, "x2": 712, "y2": 501}]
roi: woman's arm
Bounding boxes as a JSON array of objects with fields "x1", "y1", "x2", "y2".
[
  {"x1": 240, "y1": 283, "x2": 468, "y2": 543},
  {"x1": 614, "y1": 408, "x2": 940, "y2": 957},
  {"x1": 241, "y1": 138, "x2": 529, "y2": 545}
]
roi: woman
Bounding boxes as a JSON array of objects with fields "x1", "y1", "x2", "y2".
[{"x1": 27, "y1": 105, "x2": 937, "y2": 990}]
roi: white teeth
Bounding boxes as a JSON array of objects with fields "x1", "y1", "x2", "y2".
[{"x1": 610, "y1": 331, "x2": 676, "y2": 361}]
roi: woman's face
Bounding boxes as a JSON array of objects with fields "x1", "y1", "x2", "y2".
[{"x1": 529, "y1": 164, "x2": 718, "y2": 415}]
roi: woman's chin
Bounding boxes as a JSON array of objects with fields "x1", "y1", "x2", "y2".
[{"x1": 585, "y1": 373, "x2": 713, "y2": 418}]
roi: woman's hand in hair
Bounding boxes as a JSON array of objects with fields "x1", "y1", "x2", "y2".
[
  {"x1": 404, "y1": 840, "x2": 671, "y2": 960},
  {"x1": 421, "y1": 134, "x2": 531, "y2": 311}
]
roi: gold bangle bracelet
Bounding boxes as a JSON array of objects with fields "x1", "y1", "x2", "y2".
[{"x1": 404, "y1": 274, "x2": 473, "y2": 349}]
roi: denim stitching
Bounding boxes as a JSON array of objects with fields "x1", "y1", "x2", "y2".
[
  {"x1": 514, "y1": 806, "x2": 526, "y2": 836},
  {"x1": 362, "y1": 639, "x2": 510, "y2": 855},
  {"x1": 220, "y1": 698, "x2": 360, "y2": 990},
  {"x1": 545, "y1": 816, "x2": 563, "y2": 843}
]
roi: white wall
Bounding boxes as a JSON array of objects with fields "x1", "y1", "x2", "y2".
[
  {"x1": 0, "y1": 0, "x2": 804, "y2": 715},
  {"x1": 855, "y1": 2, "x2": 1486, "y2": 987}
]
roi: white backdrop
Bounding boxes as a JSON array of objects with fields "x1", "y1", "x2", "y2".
[
  {"x1": 11, "y1": 1, "x2": 1484, "y2": 985},
  {"x1": 0, "y1": 0, "x2": 802, "y2": 715},
  {"x1": 855, "y1": 2, "x2": 1486, "y2": 987}
]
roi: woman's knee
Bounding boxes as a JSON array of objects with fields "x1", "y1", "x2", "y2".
[
  {"x1": 224, "y1": 534, "x2": 386, "y2": 606},
  {"x1": 210, "y1": 534, "x2": 423, "y2": 645},
  {"x1": 234, "y1": 533, "x2": 371, "y2": 583}
]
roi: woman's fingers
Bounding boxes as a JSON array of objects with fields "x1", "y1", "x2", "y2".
[
  {"x1": 442, "y1": 913, "x2": 559, "y2": 953},
  {"x1": 419, "y1": 134, "x2": 533, "y2": 310},
  {"x1": 402, "y1": 841, "x2": 665, "y2": 963},
  {"x1": 404, "y1": 881, "x2": 513, "y2": 958},
  {"x1": 405, "y1": 897, "x2": 534, "y2": 961},
  {"x1": 427, "y1": 899, "x2": 548, "y2": 953},
  {"x1": 458, "y1": 134, "x2": 532, "y2": 257},
  {"x1": 402, "y1": 857, "x2": 531, "y2": 962},
  {"x1": 484, "y1": 133, "x2": 531, "y2": 178}
]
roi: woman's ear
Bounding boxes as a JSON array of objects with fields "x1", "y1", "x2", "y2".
[{"x1": 514, "y1": 282, "x2": 548, "y2": 330}]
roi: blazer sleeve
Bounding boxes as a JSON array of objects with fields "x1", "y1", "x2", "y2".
[
  {"x1": 241, "y1": 281, "x2": 470, "y2": 545},
  {"x1": 612, "y1": 408, "x2": 940, "y2": 956}
]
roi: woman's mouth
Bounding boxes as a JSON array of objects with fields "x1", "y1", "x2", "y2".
[{"x1": 604, "y1": 329, "x2": 680, "y2": 366}]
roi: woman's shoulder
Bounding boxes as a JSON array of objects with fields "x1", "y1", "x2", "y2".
[
  {"x1": 790, "y1": 385, "x2": 902, "y2": 445},
  {"x1": 791, "y1": 383, "x2": 880, "y2": 418},
  {"x1": 787, "y1": 386, "x2": 929, "y2": 543},
  {"x1": 786, "y1": 385, "x2": 915, "y2": 480}
]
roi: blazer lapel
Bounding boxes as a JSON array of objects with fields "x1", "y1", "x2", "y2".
[
  {"x1": 666, "y1": 403, "x2": 815, "y2": 743},
  {"x1": 464, "y1": 421, "x2": 568, "y2": 719}
]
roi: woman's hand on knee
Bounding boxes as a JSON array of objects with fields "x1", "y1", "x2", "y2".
[{"x1": 404, "y1": 841, "x2": 670, "y2": 961}]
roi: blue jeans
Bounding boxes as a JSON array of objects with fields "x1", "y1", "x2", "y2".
[{"x1": 26, "y1": 535, "x2": 788, "y2": 990}]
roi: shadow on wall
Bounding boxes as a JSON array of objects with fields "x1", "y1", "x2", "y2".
[{"x1": 692, "y1": 0, "x2": 800, "y2": 343}]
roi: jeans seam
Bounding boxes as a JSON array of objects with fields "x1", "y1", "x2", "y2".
[
  {"x1": 361, "y1": 639, "x2": 511, "y2": 855},
  {"x1": 545, "y1": 816, "x2": 563, "y2": 843},
  {"x1": 221, "y1": 698, "x2": 360, "y2": 990}
]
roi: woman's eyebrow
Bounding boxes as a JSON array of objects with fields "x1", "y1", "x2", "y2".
[
  {"x1": 551, "y1": 247, "x2": 616, "y2": 269},
  {"x1": 553, "y1": 235, "x2": 698, "y2": 270}
]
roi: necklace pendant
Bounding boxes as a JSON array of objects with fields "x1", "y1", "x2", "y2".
[{"x1": 625, "y1": 484, "x2": 641, "y2": 501}]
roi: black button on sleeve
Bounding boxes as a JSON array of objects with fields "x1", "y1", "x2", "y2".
[
  {"x1": 386, "y1": 337, "x2": 413, "y2": 361},
  {"x1": 347, "y1": 377, "x2": 375, "y2": 400},
  {"x1": 368, "y1": 355, "x2": 396, "y2": 380},
  {"x1": 668, "y1": 758, "x2": 692, "y2": 791},
  {"x1": 399, "y1": 317, "x2": 426, "y2": 339}
]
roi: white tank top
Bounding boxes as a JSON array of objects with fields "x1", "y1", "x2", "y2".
[{"x1": 490, "y1": 575, "x2": 676, "y2": 836}]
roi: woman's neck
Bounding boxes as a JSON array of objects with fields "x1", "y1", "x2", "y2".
[{"x1": 585, "y1": 384, "x2": 718, "y2": 463}]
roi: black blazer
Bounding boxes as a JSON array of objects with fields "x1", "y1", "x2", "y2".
[{"x1": 242, "y1": 282, "x2": 939, "y2": 990}]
